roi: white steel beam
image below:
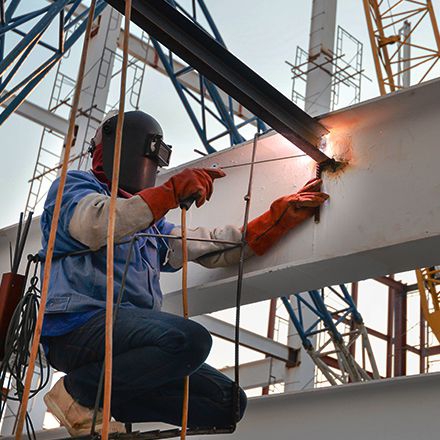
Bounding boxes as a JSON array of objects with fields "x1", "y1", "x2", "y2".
[
  {"x1": 1, "y1": 94, "x2": 68, "y2": 135},
  {"x1": 197, "y1": 372, "x2": 440, "y2": 440},
  {"x1": 13, "y1": 372, "x2": 440, "y2": 440},
  {"x1": 193, "y1": 315, "x2": 293, "y2": 362},
  {"x1": 220, "y1": 358, "x2": 285, "y2": 390},
  {"x1": 160, "y1": 78, "x2": 440, "y2": 317}
]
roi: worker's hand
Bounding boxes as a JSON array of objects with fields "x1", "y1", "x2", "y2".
[
  {"x1": 245, "y1": 178, "x2": 329, "y2": 255},
  {"x1": 273, "y1": 178, "x2": 329, "y2": 219},
  {"x1": 137, "y1": 167, "x2": 226, "y2": 221},
  {"x1": 170, "y1": 168, "x2": 226, "y2": 208}
]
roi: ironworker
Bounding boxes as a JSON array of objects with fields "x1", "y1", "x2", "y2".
[{"x1": 40, "y1": 111, "x2": 329, "y2": 436}]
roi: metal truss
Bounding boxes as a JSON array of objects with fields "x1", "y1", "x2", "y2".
[
  {"x1": 0, "y1": 0, "x2": 107, "y2": 127},
  {"x1": 281, "y1": 285, "x2": 380, "y2": 386},
  {"x1": 416, "y1": 267, "x2": 440, "y2": 344},
  {"x1": 363, "y1": 0, "x2": 440, "y2": 95}
]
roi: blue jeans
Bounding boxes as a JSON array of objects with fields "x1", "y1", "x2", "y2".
[{"x1": 45, "y1": 309, "x2": 247, "y2": 429}]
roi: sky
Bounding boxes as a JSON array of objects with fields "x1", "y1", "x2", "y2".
[{"x1": 0, "y1": 1, "x2": 439, "y2": 400}]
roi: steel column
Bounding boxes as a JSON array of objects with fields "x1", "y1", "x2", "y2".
[{"x1": 393, "y1": 288, "x2": 407, "y2": 377}]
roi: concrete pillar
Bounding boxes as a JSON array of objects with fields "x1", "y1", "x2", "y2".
[{"x1": 304, "y1": 0, "x2": 337, "y2": 116}]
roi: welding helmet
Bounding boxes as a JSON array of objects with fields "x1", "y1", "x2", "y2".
[{"x1": 101, "y1": 111, "x2": 172, "y2": 193}]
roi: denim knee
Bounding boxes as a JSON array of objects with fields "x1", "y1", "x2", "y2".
[
  {"x1": 181, "y1": 320, "x2": 212, "y2": 369},
  {"x1": 237, "y1": 386, "x2": 247, "y2": 422}
]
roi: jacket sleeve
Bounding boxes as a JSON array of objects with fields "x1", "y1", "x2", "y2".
[
  {"x1": 69, "y1": 193, "x2": 154, "y2": 250},
  {"x1": 167, "y1": 225, "x2": 254, "y2": 269}
]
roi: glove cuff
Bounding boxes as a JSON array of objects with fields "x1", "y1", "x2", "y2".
[
  {"x1": 137, "y1": 184, "x2": 177, "y2": 221},
  {"x1": 245, "y1": 207, "x2": 315, "y2": 256}
]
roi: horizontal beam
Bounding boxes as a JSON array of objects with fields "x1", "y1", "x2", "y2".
[
  {"x1": 194, "y1": 315, "x2": 295, "y2": 362},
  {"x1": 204, "y1": 372, "x2": 440, "y2": 440},
  {"x1": 107, "y1": 0, "x2": 330, "y2": 162},
  {"x1": 21, "y1": 373, "x2": 440, "y2": 440},
  {"x1": 220, "y1": 358, "x2": 286, "y2": 390},
  {"x1": 1, "y1": 92, "x2": 68, "y2": 135},
  {"x1": 375, "y1": 276, "x2": 407, "y2": 291},
  {"x1": 160, "y1": 78, "x2": 440, "y2": 316}
]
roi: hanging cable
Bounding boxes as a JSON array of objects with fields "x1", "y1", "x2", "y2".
[
  {"x1": 233, "y1": 132, "x2": 259, "y2": 424},
  {"x1": 14, "y1": 2, "x2": 98, "y2": 439},
  {"x1": 0, "y1": 257, "x2": 48, "y2": 440}
]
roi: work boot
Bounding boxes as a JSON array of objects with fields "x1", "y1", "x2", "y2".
[{"x1": 44, "y1": 377, "x2": 125, "y2": 437}]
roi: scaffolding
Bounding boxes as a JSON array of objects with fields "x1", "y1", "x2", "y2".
[{"x1": 287, "y1": 26, "x2": 366, "y2": 112}]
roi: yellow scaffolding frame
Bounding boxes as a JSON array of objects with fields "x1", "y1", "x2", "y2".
[{"x1": 416, "y1": 267, "x2": 440, "y2": 343}]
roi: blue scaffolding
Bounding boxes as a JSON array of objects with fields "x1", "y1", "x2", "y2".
[
  {"x1": 281, "y1": 284, "x2": 380, "y2": 385},
  {"x1": 0, "y1": 0, "x2": 107, "y2": 126}
]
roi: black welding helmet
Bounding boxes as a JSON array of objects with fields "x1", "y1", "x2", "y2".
[{"x1": 101, "y1": 111, "x2": 172, "y2": 193}]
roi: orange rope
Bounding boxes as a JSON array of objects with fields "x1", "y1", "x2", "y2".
[
  {"x1": 14, "y1": 2, "x2": 97, "y2": 439},
  {"x1": 180, "y1": 207, "x2": 190, "y2": 439},
  {"x1": 101, "y1": 1, "x2": 132, "y2": 440}
]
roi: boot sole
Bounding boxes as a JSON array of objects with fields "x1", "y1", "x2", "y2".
[
  {"x1": 44, "y1": 393, "x2": 99, "y2": 437},
  {"x1": 44, "y1": 393, "x2": 125, "y2": 437}
]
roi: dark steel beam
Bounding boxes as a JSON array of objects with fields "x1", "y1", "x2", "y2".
[
  {"x1": 105, "y1": 0, "x2": 331, "y2": 163},
  {"x1": 375, "y1": 276, "x2": 408, "y2": 291}
]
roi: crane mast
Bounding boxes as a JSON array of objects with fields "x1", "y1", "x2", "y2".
[{"x1": 363, "y1": 0, "x2": 440, "y2": 94}]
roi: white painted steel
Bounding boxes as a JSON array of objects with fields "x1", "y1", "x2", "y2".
[
  {"x1": 7, "y1": 373, "x2": 440, "y2": 440},
  {"x1": 159, "y1": 78, "x2": 440, "y2": 316},
  {"x1": 304, "y1": 0, "x2": 337, "y2": 116},
  {"x1": 193, "y1": 372, "x2": 440, "y2": 440},
  {"x1": 1, "y1": 95, "x2": 68, "y2": 135},
  {"x1": 193, "y1": 315, "x2": 291, "y2": 361},
  {"x1": 220, "y1": 358, "x2": 285, "y2": 390}
]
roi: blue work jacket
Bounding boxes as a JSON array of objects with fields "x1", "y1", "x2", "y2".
[{"x1": 39, "y1": 171, "x2": 176, "y2": 336}]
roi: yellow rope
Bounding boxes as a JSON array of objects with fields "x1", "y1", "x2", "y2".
[
  {"x1": 180, "y1": 207, "x2": 190, "y2": 439},
  {"x1": 14, "y1": 2, "x2": 97, "y2": 438},
  {"x1": 101, "y1": 1, "x2": 132, "y2": 439}
]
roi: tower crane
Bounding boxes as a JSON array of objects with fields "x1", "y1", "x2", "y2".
[
  {"x1": 363, "y1": 0, "x2": 440, "y2": 344},
  {"x1": 363, "y1": 0, "x2": 440, "y2": 94}
]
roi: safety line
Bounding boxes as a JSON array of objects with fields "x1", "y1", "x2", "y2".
[
  {"x1": 14, "y1": 2, "x2": 97, "y2": 439},
  {"x1": 102, "y1": 1, "x2": 132, "y2": 439}
]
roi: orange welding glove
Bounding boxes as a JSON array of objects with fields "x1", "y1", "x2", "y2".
[
  {"x1": 137, "y1": 167, "x2": 226, "y2": 221},
  {"x1": 245, "y1": 178, "x2": 329, "y2": 255}
]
